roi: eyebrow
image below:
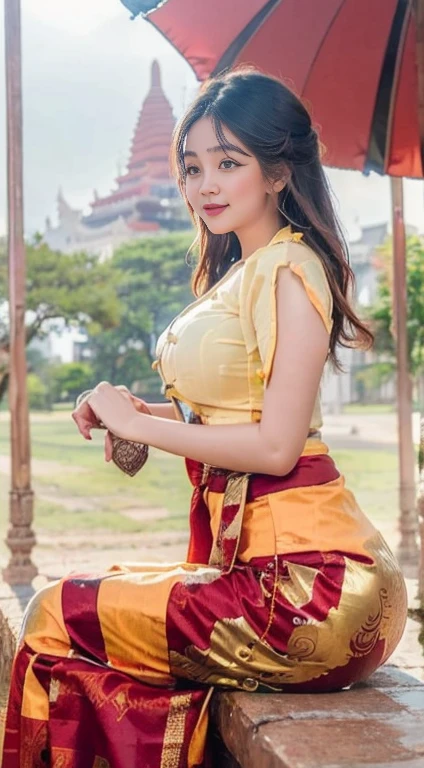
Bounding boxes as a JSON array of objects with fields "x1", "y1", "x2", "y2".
[{"x1": 183, "y1": 144, "x2": 251, "y2": 159}]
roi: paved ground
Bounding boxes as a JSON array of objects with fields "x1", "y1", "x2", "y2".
[{"x1": 322, "y1": 409, "x2": 422, "y2": 448}]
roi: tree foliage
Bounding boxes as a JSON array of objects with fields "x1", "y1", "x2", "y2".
[
  {"x1": 26, "y1": 372, "x2": 49, "y2": 410},
  {"x1": 49, "y1": 361, "x2": 95, "y2": 403},
  {"x1": 88, "y1": 232, "x2": 195, "y2": 395},
  {"x1": 369, "y1": 235, "x2": 424, "y2": 375},
  {"x1": 0, "y1": 238, "x2": 121, "y2": 400},
  {"x1": 0, "y1": 232, "x2": 196, "y2": 404}
]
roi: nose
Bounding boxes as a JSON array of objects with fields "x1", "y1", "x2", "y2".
[{"x1": 199, "y1": 170, "x2": 220, "y2": 197}]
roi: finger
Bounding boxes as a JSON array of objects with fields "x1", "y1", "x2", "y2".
[
  {"x1": 132, "y1": 398, "x2": 150, "y2": 414},
  {"x1": 74, "y1": 400, "x2": 101, "y2": 427},
  {"x1": 118, "y1": 389, "x2": 133, "y2": 403},
  {"x1": 115, "y1": 387, "x2": 149, "y2": 414},
  {"x1": 81, "y1": 400, "x2": 100, "y2": 420},
  {"x1": 71, "y1": 411, "x2": 92, "y2": 440},
  {"x1": 91, "y1": 383, "x2": 128, "y2": 409},
  {"x1": 95, "y1": 381, "x2": 115, "y2": 394},
  {"x1": 86, "y1": 390, "x2": 111, "y2": 427},
  {"x1": 88, "y1": 385, "x2": 131, "y2": 434},
  {"x1": 104, "y1": 431, "x2": 113, "y2": 462}
]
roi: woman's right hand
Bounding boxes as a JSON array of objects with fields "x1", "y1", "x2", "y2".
[
  {"x1": 72, "y1": 397, "x2": 102, "y2": 440},
  {"x1": 104, "y1": 386, "x2": 152, "y2": 462}
]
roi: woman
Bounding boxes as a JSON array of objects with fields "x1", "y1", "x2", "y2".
[{"x1": 3, "y1": 68, "x2": 407, "y2": 768}]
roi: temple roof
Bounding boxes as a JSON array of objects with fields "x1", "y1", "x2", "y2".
[{"x1": 90, "y1": 60, "x2": 176, "y2": 212}]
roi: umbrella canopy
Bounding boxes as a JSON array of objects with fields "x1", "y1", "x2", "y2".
[{"x1": 120, "y1": 0, "x2": 424, "y2": 179}]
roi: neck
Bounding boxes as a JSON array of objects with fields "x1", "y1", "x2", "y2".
[{"x1": 236, "y1": 212, "x2": 284, "y2": 260}]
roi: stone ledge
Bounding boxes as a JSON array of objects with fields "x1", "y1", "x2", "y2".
[
  {"x1": 0, "y1": 583, "x2": 34, "y2": 684},
  {"x1": 211, "y1": 667, "x2": 424, "y2": 768}
]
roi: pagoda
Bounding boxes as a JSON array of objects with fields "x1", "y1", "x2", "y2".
[
  {"x1": 86, "y1": 60, "x2": 179, "y2": 229},
  {"x1": 44, "y1": 60, "x2": 190, "y2": 258}
]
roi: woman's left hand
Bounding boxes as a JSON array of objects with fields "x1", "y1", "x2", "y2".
[{"x1": 87, "y1": 382, "x2": 143, "y2": 442}]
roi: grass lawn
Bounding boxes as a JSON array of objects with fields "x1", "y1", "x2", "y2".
[
  {"x1": 342, "y1": 403, "x2": 395, "y2": 415},
  {"x1": 0, "y1": 415, "x2": 192, "y2": 551},
  {"x1": 0, "y1": 412, "x2": 400, "y2": 551}
]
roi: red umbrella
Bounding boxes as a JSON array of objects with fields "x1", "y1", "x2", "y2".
[{"x1": 121, "y1": 0, "x2": 424, "y2": 179}]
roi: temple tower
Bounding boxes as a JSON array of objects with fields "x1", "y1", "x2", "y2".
[{"x1": 87, "y1": 60, "x2": 177, "y2": 227}]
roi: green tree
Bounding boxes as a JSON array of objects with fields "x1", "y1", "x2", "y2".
[
  {"x1": 88, "y1": 232, "x2": 195, "y2": 396},
  {"x1": 368, "y1": 234, "x2": 424, "y2": 408},
  {"x1": 27, "y1": 373, "x2": 49, "y2": 410},
  {"x1": 49, "y1": 361, "x2": 95, "y2": 403},
  {"x1": 0, "y1": 238, "x2": 121, "y2": 401}
]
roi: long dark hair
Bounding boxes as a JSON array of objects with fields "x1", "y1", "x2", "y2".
[{"x1": 171, "y1": 67, "x2": 373, "y2": 366}]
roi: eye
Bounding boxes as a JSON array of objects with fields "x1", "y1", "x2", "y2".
[
  {"x1": 220, "y1": 159, "x2": 240, "y2": 170},
  {"x1": 185, "y1": 165, "x2": 199, "y2": 176}
]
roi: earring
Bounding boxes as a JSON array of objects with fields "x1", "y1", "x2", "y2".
[
  {"x1": 277, "y1": 202, "x2": 310, "y2": 230},
  {"x1": 277, "y1": 194, "x2": 311, "y2": 229}
]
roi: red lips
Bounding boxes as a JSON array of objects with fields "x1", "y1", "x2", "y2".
[{"x1": 203, "y1": 204, "x2": 229, "y2": 216}]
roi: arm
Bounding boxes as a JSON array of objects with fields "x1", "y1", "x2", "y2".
[
  {"x1": 140, "y1": 401, "x2": 177, "y2": 420},
  {"x1": 87, "y1": 268, "x2": 330, "y2": 476},
  {"x1": 110, "y1": 387, "x2": 176, "y2": 420},
  {"x1": 71, "y1": 388, "x2": 177, "y2": 443},
  {"x1": 113, "y1": 387, "x2": 177, "y2": 420}
]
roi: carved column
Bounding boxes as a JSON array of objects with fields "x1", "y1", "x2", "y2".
[{"x1": 3, "y1": 0, "x2": 37, "y2": 585}]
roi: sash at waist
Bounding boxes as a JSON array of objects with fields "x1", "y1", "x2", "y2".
[
  {"x1": 185, "y1": 453, "x2": 341, "y2": 572},
  {"x1": 185, "y1": 453, "x2": 340, "y2": 503}
]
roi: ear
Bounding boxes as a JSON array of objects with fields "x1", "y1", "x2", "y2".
[
  {"x1": 272, "y1": 178, "x2": 286, "y2": 193},
  {"x1": 265, "y1": 177, "x2": 286, "y2": 196},
  {"x1": 271, "y1": 165, "x2": 291, "y2": 194}
]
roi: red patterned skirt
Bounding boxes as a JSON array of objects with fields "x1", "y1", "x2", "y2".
[{"x1": 1, "y1": 456, "x2": 407, "y2": 767}]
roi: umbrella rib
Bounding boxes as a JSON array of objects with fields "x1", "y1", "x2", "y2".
[
  {"x1": 365, "y1": 0, "x2": 411, "y2": 175},
  {"x1": 301, "y1": 0, "x2": 347, "y2": 98},
  {"x1": 211, "y1": 0, "x2": 282, "y2": 76},
  {"x1": 414, "y1": 0, "x2": 424, "y2": 175}
]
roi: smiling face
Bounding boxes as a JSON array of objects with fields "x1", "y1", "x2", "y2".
[{"x1": 183, "y1": 117, "x2": 284, "y2": 246}]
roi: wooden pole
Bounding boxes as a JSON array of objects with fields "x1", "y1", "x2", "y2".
[
  {"x1": 3, "y1": 0, "x2": 37, "y2": 585},
  {"x1": 414, "y1": 0, "x2": 424, "y2": 600},
  {"x1": 418, "y1": 418, "x2": 424, "y2": 601},
  {"x1": 390, "y1": 177, "x2": 418, "y2": 566}
]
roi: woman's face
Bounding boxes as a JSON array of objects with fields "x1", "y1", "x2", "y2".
[{"x1": 183, "y1": 117, "x2": 279, "y2": 237}]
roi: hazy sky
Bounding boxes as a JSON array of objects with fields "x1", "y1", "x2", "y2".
[{"x1": 0, "y1": 0, "x2": 423, "y2": 241}]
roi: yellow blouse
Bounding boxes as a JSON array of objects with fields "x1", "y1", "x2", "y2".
[{"x1": 154, "y1": 226, "x2": 333, "y2": 428}]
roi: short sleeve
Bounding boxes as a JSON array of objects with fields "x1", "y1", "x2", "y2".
[{"x1": 239, "y1": 241, "x2": 333, "y2": 385}]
